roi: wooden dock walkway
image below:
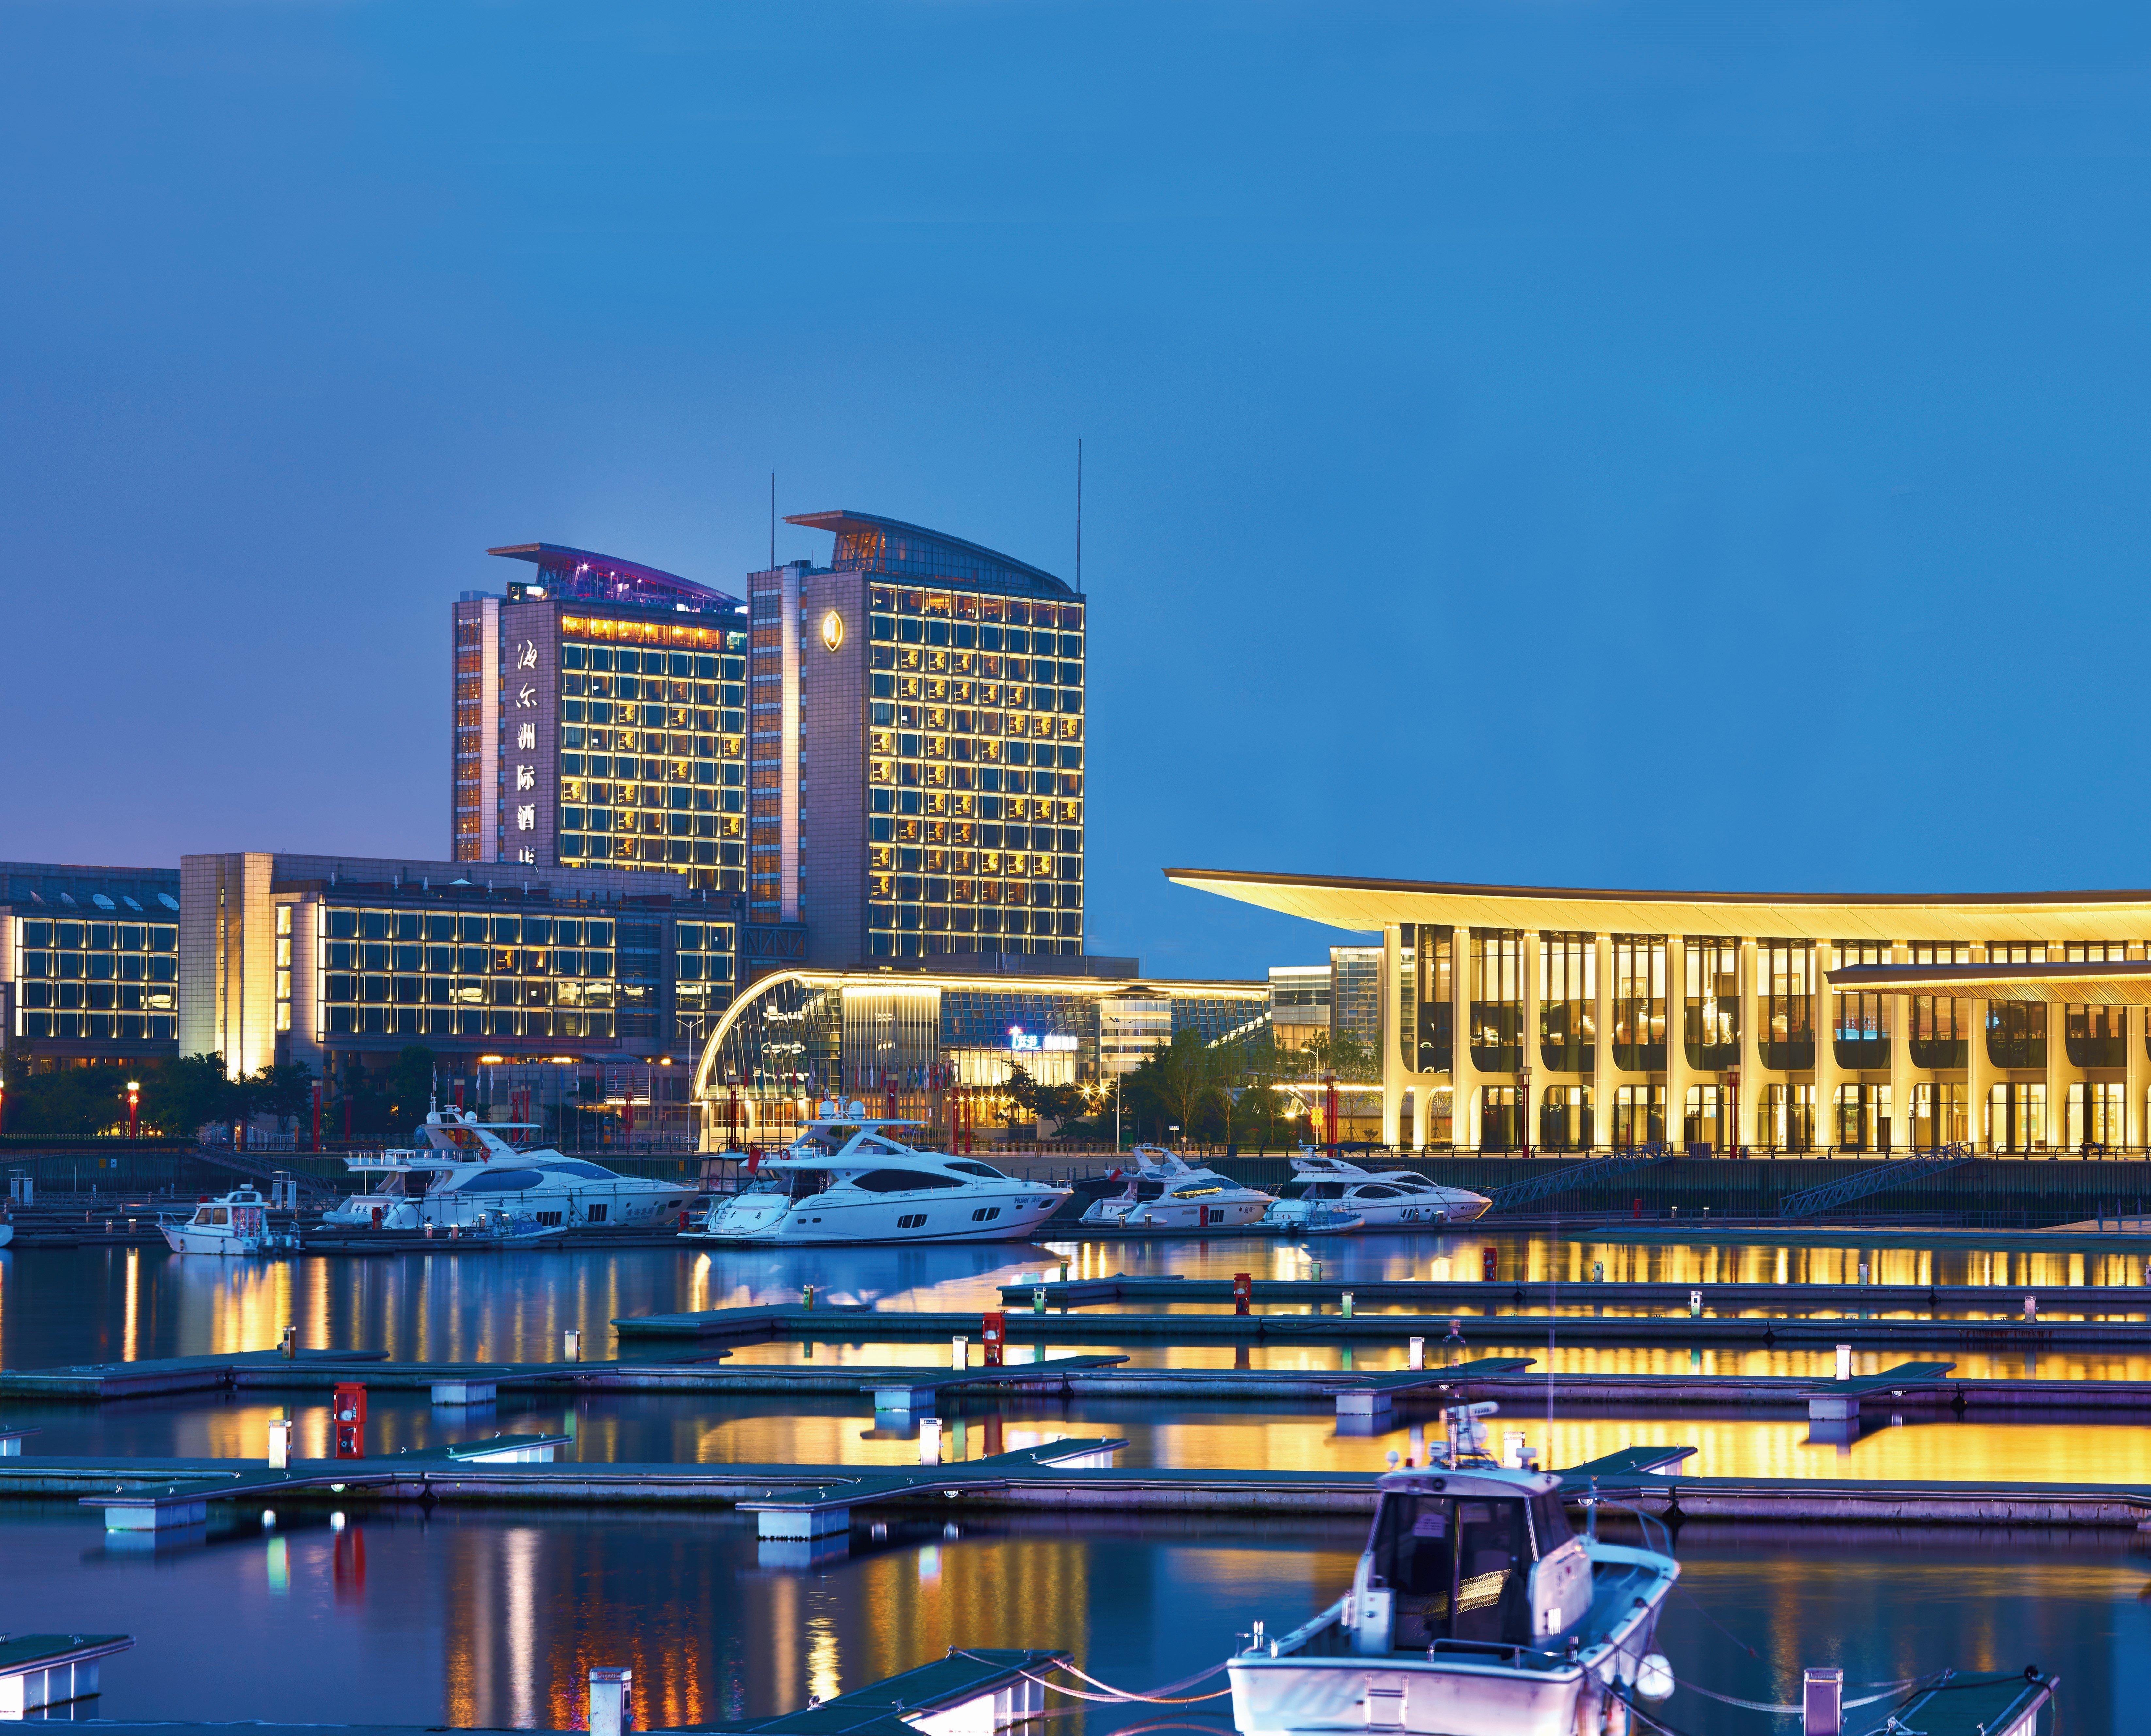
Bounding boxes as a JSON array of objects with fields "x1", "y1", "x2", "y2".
[{"x1": 612, "y1": 1300, "x2": 2151, "y2": 1350}]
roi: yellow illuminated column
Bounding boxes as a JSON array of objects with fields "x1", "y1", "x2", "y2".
[
  {"x1": 1889, "y1": 941, "x2": 1918, "y2": 1153},
  {"x1": 2127, "y1": 943, "x2": 2146, "y2": 1150},
  {"x1": 1591, "y1": 932, "x2": 1615, "y2": 1150},
  {"x1": 1380, "y1": 923, "x2": 1403, "y2": 1149},
  {"x1": 1737, "y1": 936, "x2": 1771, "y2": 1150},
  {"x1": 1452, "y1": 926, "x2": 1480, "y2": 1149},
  {"x1": 2044, "y1": 985, "x2": 2076, "y2": 1153},
  {"x1": 1664, "y1": 935, "x2": 1691, "y2": 1152},
  {"x1": 1813, "y1": 941, "x2": 1844, "y2": 1154},
  {"x1": 1521, "y1": 930, "x2": 1543, "y2": 1150},
  {"x1": 1964, "y1": 952, "x2": 1994, "y2": 1153}
]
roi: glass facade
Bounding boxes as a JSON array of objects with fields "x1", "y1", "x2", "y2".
[
  {"x1": 554, "y1": 617, "x2": 748, "y2": 893},
  {"x1": 1831, "y1": 942, "x2": 1891, "y2": 1070},
  {"x1": 1609, "y1": 935, "x2": 1665, "y2": 1072},
  {"x1": 1538, "y1": 931, "x2": 1594, "y2": 1073},
  {"x1": 1984, "y1": 943, "x2": 2047, "y2": 1068},
  {"x1": 864, "y1": 583, "x2": 1084, "y2": 959},
  {"x1": 2062, "y1": 943, "x2": 2127, "y2": 1067},
  {"x1": 1467, "y1": 929, "x2": 1522, "y2": 1072},
  {"x1": 1909, "y1": 1081, "x2": 1968, "y2": 1149},
  {"x1": 1611, "y1": 1083, "x2": 1664, "y2": 1148},
  {"x1": 1906, "y1": 942, "x2": 1972, "y2": 1068},
  {"x1": 14, "y1": 917, "x2": 178, "y2": 1043},
  {"x1": 1538, "y1": 1083, "x2": 1592, "y2": 1151},
  {"x1": 1683, "y1": 938, "x2": 1739, "y2": 1071},
  {"x1": 1412, "y1": 924, "x2": 1453, "y2": 1074},
  {"x1": 1757, "y1": 941, "x2": 1814, "y2": 1070},
  {"x1": 1760, "y1": 1082, "x2": 1816, "y2": 1152}
]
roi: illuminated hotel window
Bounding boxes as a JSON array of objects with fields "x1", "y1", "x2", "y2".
[
  {"x1": 15, "y1": 917, "x2": 178, "y2": 1043},
  {"x1": 556, "y1": 628, "x2": 747, "y2": 892},
  {"x1": 1758, "y1": 941, "x2": 1814, "y2": 1070},
  {"x1": 319, "y1": 906, "x2": 619, "y2": 1041},
  {"x1": 1467, "y1": 930, "x2": 1522, "y2": 1071},
  {"x1": 275, "y1": 902, "x2": 293, "y2": 1032}
]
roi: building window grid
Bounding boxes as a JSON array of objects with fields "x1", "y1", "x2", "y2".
[
  {"x1": 1683, "y1": 937, "x2": 1740, "y2": 1070},
  {"x1": 866, "y1": 583, "x2": 1084, "y2": 958},
  {"x1": 14, "y1": 917, "x2": 179, "y2": 1042},
  {"x1": 1538, "y1": 931, "x2": 1594, "y2": 1072},
  {"x1": 1985, "y1": 942, "x2": 2048, "y2": 1069},
  {"x1": 317, "y1": 905, "x2": 627, "y2": 1042},
  {"x1": 1610, "y1": 935, "x2": 1666, "y2": 1073},
  {"x1": 553, "y1": 626, "x2": 749, "y2": 893}
]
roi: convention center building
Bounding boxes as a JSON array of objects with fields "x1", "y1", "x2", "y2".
[{"x1": 1169, "y1": 867, "x2": 2151, "y2": 1156}]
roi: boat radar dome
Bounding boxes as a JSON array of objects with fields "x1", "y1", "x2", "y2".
[
  {"x1": 818, "y1": 1099, "x2": 840, "y2": 1118},
  {"x1": 847, "y1": 1099, "x2": 867, "y2": 1119}
]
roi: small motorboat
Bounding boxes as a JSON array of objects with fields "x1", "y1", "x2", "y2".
[
  {"x1": 1077, "y1": 1147, "x2": 1275, "y2": 1231},
  {"x1": 1260, "y1": 1154, "x2": 1491, "y2": 1233},
  {"x1": 1299, "y1": 1206, "x2": 1365, "y2": 1236},
  {"x1": 159, "y1": 1186, "x2": 299, "y2": 1256},
  {"x1": 1229, "y1": 1464, "x2": 1679, "y2": 1736}
]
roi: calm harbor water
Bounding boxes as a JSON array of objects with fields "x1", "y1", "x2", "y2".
[
  {"x1": 1, "y1": 1504, "x2": 2142, "y2": 1734},
  {"x1": 2, "y1": 1231, "x2": 2146, "y2": 1731}
]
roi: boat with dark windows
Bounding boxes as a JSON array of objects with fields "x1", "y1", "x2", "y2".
[
  {"x1": 1229, "y1": 1465, "x2": 1677, "y2": 1736},
  {"x1": 686, "y1": 1099, "x2": 1069, "y2": 1245},
  {"x1": 1260, "y1": 1154, "x2": 1490, "y2": 1232},
  {"x1": 1076, "y1": 1146, "x2": 1275, "y2": 1231},
  {"x1": 320, "y1": 1109, "x2": 693, "y2": 1230}
]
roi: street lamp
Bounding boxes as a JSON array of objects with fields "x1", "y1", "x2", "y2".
[
  {"x1": 126, "y1": 1080, "x2": 141, "y2": 1140},
  {"x1": 1726, "y1": 1066, "x2": 1741, "y2": 1160}
]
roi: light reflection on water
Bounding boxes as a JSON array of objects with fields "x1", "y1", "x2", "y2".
[
  {"x1": 3, "y1": 1503, "x2": 2146, "y2": 1734},
  {"x1": 24, "y1": 1382, "x2": 2151, "y2": 1487}
]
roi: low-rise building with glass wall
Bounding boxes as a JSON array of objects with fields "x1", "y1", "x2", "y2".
[
  {"x1": 1, "y1": 861, "x2": 183, "y2": 1068},
  {"x1": 689, "y1": 960, "x2": 1267, "y2": 1143},
  {"x1": 1172, "y1": 866, "x2": 2151, "y2": 1156},
  {"x1": 180, "y1": 851, "x2": 741, "y2": 1088}
]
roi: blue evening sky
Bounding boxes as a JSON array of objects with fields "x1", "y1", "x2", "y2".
[{"x1": 5, "y1": 4, "x2": 2150, "y2": 979}]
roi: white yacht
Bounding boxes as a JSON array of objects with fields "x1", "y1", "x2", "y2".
[
  {"x1": 686, "y1": 1102, "x2": 1070, "y2": 1245},
  {"x1": 1077, "y1": 1147, "x2": 1275, "y2": 1231},
  {"x1": 1229, "y1": 1465, "x2": 1678, "y2": 1736},
  {"x1": 1260, "y1": 1155, "x2": 1490, "y2": 1232},
  {"x1": 320, "y1": 1109, "x2": 694, "y2": 1231},
  {"x1": 159, "y1": 1185, "x2": 299, "y2": 1255}
]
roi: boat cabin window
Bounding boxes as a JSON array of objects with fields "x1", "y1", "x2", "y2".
[
  {"x1": 1368, "y1": 1494, "x2": 1534, "y2": 1649},
  {"x1": 1306, "y1": 1181, "x2": 1347, "y2": 1199},
  {"x1": 1353, "y1": 1185, "x2": 1401, "y2": 1199},
  {"x1": 786, "y1": 1168, "x2": 837, "y2": 1199},
  {"x1": 1170, "y1": 1184, "x2": 1224, "y2": 1198},
  {"x1": 850, "y1": 1168, "x2": 964, "y2": 1193},
  {"x1": 541, "y1": 1162, "x2": 618, "y2": 1181},
  {"x1": 453, "y1": 1168, "x2": 547, "y2": 1192},
  {"x1": 1528, "y1": 1489, "x2": 1571, "y2": 1554},
  {"x1": 856, "y1": 1138, "x2": 906, "y2": 1156},
  {"x1": 1134, "y1": 1180, "x2": 1166, "y2": 1201},
  {"x1": 944, "y1": 1161, "x2": 1009, "y2": 1179},
  {"x1": 1393, "y1": 1174, "x2": 1437, "y2": 1188}
]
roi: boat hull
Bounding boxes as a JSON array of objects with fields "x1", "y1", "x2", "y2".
[
  {"x1": 159, "y1": 1226, "x2": 293, "y2": 1256},
  {"x1": 688, "y1": 1187, "x2": 1067, "y2": 1246},
  {"x1": 1230, "y1": 1653, "x2": 1615, "y2": 1736}
]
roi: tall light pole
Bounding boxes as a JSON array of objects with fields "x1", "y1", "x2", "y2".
[{"x1": 126, "y1": 1080, "x2": 141, "y2": 1140}]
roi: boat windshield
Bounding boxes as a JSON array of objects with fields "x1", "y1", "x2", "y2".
[{"x1": 1367, "y1": 1493, "x2": 1535, "y2": 1648}]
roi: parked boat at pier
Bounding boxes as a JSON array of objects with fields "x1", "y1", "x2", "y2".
[
  {"x1": 1259, "y1": 1155, "x2": 1491, "y2": 1232},
  {"x1": 686, "y1": 1101, "x2": 1069, "y2": 1245},
  {"x1": 1229, "y1": 1465, "x2": 1677, "y2": 1736},
  {"x1": 1078, "y1": 1147, "x2": 1276, "y2": 1231},
  {"x1": 158, "y1": 1186, "x2": 299, "y2": 1256},
  {"x1": 320, "y1": 1109, "x2": 693, "y2": 1232}
]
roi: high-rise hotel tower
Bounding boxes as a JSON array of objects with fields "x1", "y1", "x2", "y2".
[
  {"x1": 450, "y1": 545, "x2": 750, "y2": 892},
  {"x1": 753, "y1": 511, "x2": 1086, "y2": 966}
]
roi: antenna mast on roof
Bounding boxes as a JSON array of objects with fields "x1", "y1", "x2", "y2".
[
  {"x1": 770, "y1": 473, "x2": 776, "y2": 571},
  {"x1": 1075, "y1": 438, "x2": 1082, "y2": 594}
]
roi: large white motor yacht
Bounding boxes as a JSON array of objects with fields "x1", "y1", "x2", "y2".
[
  {"x1": 686, "y1": 1101, "x2": 1070, "y2": 1245},
  {"x1": 320, "y1": 1109, "x2": 695, "y2": 1231},
  {"x1": 1229, "y1": 1465, "x2": 1678, "y2": 1736},
  {"x1": 1077, "y1": 1146, "x2": 1275, "y2": 1231},
  {"x1": 1260, "y1": 1154, "x2": 1491, "y2": 1231}
]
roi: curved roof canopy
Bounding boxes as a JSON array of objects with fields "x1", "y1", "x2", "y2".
[
  {"x1": 785, "y1": 510, "x2": 1071, "y2": 597},
  {"x1": 489, "y1": 543, "x2": 742, "y2": 614},
  {"x1": 1166, "y1": 865, "x2": 2151, "y2": 950}
]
